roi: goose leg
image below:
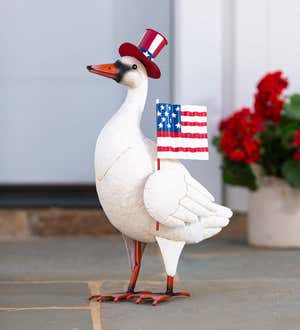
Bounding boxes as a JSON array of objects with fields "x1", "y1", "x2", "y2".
[
  {"x1": 126, "y1": 237, "x2": 191, "y2": 306},
  {"x1": 126, "y1": 275, "x2": 190, "y2": 306},
  {"x1": 89, "y1": 239, "x2": 149, "y2": 303},
  {"x1": 127, "y1": 239, "x2": 142, "y2": 293}
]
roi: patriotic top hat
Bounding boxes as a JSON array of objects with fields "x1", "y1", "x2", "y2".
[{"x1": 119, "y1": 29, "x2": 168, "y2": 79}]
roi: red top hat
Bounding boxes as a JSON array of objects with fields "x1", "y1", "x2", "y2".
[{"x1": 119, "y1": 29, "x2": 168, "y2": 79}]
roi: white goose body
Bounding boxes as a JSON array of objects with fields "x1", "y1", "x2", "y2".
[
  {"x1": 95, "y1": 74, "x2": 178, "y2": 242},
  {"x1": 94, "y1": 57, "x2": 232, "y2": 248},
  {"x1": 94, "y1": 80, "x2": 156, "y2": 242}
]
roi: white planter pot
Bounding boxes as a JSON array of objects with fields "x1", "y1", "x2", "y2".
[{"x1": 248, "y1": 177, "x2": 300, "y2": 248}]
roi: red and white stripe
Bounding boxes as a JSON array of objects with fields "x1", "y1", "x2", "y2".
[
  {"x1": 139, "y1": 29, "x2": 167, "y2": 58},
  {"x1": 157, "y1": 105, "x2": 209, "y2": 160}
]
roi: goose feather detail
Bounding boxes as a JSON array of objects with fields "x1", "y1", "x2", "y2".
[{"x1": 144, "y1": 168, "x2": 232, "y2": 243}]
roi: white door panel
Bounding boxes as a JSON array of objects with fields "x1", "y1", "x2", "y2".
[
  {"x1": 173, "y1": 0, "x2": 223, "y2": 202},
  {"x1": 0, "y1": 0, "x2": 171, "y2": 184}
]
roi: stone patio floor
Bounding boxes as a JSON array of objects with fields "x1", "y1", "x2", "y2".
[{"x1": 0, "y1": 236, "x2": 300, "y2": 329}]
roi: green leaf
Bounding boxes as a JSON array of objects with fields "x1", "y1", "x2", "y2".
[
  {"x1": 222, "y1": 157, "x2": 259, "y2": 191},
  {"x1": 259, "y1": 122, "x2": 290, "y2": 177},
  {"x1": 282, "y1": 159, "x2": 300, "y2": 188},
  {"x1": 284, "y1": 94, "x2": 300, "y2": 121},
  {"x1": 212, "y1": 136, "x2": 221, "y2": 151},
  {"x1": 280, "y1": 120, "x2": 300, "y2": 149}
]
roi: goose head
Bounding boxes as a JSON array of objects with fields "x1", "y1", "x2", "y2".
[{"x1": 87, "y1": 56, "x2": 147, "y2": 89}]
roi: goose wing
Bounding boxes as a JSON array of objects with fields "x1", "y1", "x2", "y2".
[{"x1": 144, "y1": 168, "x2": 232, "y2": 234}]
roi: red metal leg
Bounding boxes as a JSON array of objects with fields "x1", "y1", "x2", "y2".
[
  {"x1": 166, "y1": 275, "x2": 174, "y2": 294},
  {"x1": 89, "y1": 240, "x2": 150, "y2": 303},
  {"x1": 127, "y1": 240, "x2": 142, "y2": 293}
]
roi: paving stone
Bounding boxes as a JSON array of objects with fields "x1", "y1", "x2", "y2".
[
  {"x1": 179, "y1": 249, "x2": 300, "y2": 280},
  {"x1": 0, "y1": 238, "x2": 164, "y2": 281},
  {"x1": 2, "y1": 238, "x2": 300, "y2": 282},
  {"x1": 101, "y1": 279, "x2": 300, "y2": 330},
  {"x1": 0, "y1": 310, "x2": 92, "y2": 330},
  {"x1": 1, "y1": 238, "x2": 300, "y2": 329},
  {"x1": 0, "y1": 283, "x2": 89, "y2": 308},
  {"x1": 184, "y1": 239, "x2": 251, "y2": 255}
]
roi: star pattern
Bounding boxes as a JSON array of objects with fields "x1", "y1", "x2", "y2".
[
  {"x1": 142, "y1": 49, "x2": 154, "y2": 60},
  {"x1": 156, "y1": 103, "x2": 181, "y2": 132},
  {"x1": 156, "y1": 102, "x2": 209, "y2": 160}
]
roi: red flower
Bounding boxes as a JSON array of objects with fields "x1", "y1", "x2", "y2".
[
  {"x1": 257, "y1": 71, "x2": 288, "y2": 95},
  {"x1": 293, "y1": 149, "x2": 300, "y2": 161},
  {"x1": 254, "y1": 71, "x2": 288, "y2": 123},
  {"x1": 227, "y1": 149, "x2": 245, "y2": 162},
  {"x1": 242, "y1": 139, "x2": 261, "y2": 163},
  {"x1": 219, "y1": 108, "x2": 263, "y2": 164},
  {"x1": 254, "y1": 92, "x2": 284, "y2": 123},
  {"x1": 293, "y1": 130, "x2": 300, "y2": 147}
]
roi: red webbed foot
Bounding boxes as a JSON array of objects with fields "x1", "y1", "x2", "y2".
[
  {"x1": 89, "y1": 291, "x2": 152, "y2": 303},
  {"x1": 126, "y1": 291, "x2": 191, "y2": 306}
]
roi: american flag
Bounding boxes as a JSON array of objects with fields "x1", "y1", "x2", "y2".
[{"x1": 156, "y1": 101, "x2": 209, "y2": 160}]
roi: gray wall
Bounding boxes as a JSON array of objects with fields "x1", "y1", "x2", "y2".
[{"x1": 0, "y1": 0, "x2": 171, "y2": 184}]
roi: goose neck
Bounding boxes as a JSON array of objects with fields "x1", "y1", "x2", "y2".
[{"x1": 120, "y1": 79, "x2": 148, "y2": 124}]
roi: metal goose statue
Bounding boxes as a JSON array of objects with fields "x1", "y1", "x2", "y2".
[{"x1": 87, "y1": 29, "x2": 232, "y2": 306}]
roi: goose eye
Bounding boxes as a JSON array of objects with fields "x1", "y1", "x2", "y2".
[{"x1": 132, "y1": 64, "x2": 137, "y2": 70}]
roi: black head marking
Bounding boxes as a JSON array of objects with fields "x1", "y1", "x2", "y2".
[{"x1": 114, "y1": 60, "x2": 131, "y2": 82}]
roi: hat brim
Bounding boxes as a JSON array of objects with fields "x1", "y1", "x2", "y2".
[{"x1": 119, "y1": 42, "x2": 161, "y2": 79}]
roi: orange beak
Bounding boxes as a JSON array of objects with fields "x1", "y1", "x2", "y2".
[{"x1": 86, "y1": 63, "x2": 118, "y2": 79}]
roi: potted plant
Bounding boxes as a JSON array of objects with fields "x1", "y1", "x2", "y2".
[{"x1": 214, "y1": 71, "x2": 300, "y2": 247}]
